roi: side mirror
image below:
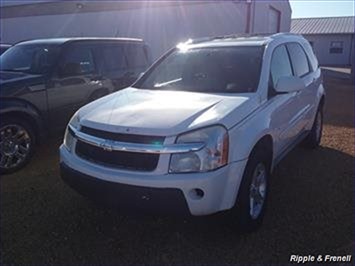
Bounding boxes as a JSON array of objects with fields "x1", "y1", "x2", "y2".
[{"x1": 275, "y1": 76, "x2": 305, "y2": 93}]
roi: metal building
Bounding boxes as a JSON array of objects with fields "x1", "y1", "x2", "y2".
[
  {"x1": 0, "y1": 0, "x2": 291, "y2": 59},
  {"x1": 291, "y1": 16, "x2": 355, "y2": 67}
]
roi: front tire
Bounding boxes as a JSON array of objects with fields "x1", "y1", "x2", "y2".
[
  {"x1": 0, "y1": 117, "x2": 36, "y2": 174},
  {"x1": 233, "y1": 149, "x2": 271, "y2": 232}
]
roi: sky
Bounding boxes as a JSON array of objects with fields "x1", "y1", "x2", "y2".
[{"x1": 290, "y1": 0, "x2": 355, "y2": 18}]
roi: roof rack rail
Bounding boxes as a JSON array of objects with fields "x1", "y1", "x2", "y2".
[
  {"x1": 180, "y1": 32, "x2": 302, "y2": 46},
  {"x1": 216, "y1": 33, "x2": 273, "y2": 39},
  {"x1": 271, "y1": 32, "x2": 301, "y2": 37},
  {"x1": 186, "y1": 32, "x2": 275, "y2": 45}
]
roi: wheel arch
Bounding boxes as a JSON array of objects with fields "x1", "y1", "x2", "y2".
[
  {"x1": 0, "y1": 102, "x2": 46, "y2": 144},
  {"x1": 249, "y1": 134, "x2": 274, "y2": 171}
]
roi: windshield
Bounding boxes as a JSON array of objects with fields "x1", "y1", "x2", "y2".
[
  {"x1": 135, "y1": 46, "x2": 264, "y2": 93},
  {"x1": 0, "y1": 44, "x2": 60, "y2": 74}
]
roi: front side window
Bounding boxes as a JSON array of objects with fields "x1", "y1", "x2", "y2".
[
  {"x1": 270, "y1": 45, "x2": 293, "y2": 87},
  {"x1": 329, "y1": 41, "x2": 343, "y2": 54},
  {"x1": 287, "y1": 43, "x2": 310, "y2": 77},
  {"x1": 0, "y1": 44, "x2": 60, "y2": 74},
  {"x1": 59, "y1": 45, "x2": 95, "y2": 77},
  {"x1": 135, "y1": 46, "x2": 264, "y2": 93}
]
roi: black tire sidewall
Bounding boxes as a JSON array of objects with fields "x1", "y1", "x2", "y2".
[
  {"x1": 314, "y1": 108, "x2": 323, "y2": 145},
  {"x1": 234, "y1": 149, "x2": 271, "y2": 232},
  {"x1": 304, "y1": 107, "x2": 323, "y2": 148},
  {"x1": 0, "y1": 117, "x2": 36, "y2": 174}
]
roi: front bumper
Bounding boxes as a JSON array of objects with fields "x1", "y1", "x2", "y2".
[
  {"x1": 60, "y1": 145, "x2": 247, "y2": 216},
  {"x1": 61, "y1": 162, "x2": 190, "y2": 215}
]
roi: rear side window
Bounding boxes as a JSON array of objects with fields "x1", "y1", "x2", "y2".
[
  {"x1": 102, "y1": 46, "x2": 127, "y2": 71},
  {"x1": 125, "y1": 45, "x2": 148, "y2": 68},
  {"x1": 61, "y1": 45, "x2": 95, "y2": 76},
  {"x1": 270, "y1": 45, "x2": 293, "y2": 86},
  {"x1": 286, "y1": 43, "x2": 310, "y2": 77},
  {"x1": 302, "y1": 41, "x2": 318, "y2": 71}
]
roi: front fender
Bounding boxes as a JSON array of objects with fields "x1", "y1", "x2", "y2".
[
  {"x1": 229, "y1": 121, "x2": 274, "y2": 163},
  {"x1": 0, "y1": 98, "x2": 46, "y2": 140}
]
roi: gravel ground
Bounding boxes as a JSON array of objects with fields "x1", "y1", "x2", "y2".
[{"x1": 1, "y1": 77, "x2": 354, "y2": 265}]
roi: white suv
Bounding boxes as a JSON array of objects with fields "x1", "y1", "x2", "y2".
[{"x1": 60, "y1": 33, "x2": 325, "y2": 231}]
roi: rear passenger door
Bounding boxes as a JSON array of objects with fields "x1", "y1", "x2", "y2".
[{"x1": 286, "y1": 42, "x2": 316, "y2": 134}]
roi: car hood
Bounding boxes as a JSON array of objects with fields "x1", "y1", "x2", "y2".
[{"x1": 78, "y1": 87, "x2": 260, "y2": 136}]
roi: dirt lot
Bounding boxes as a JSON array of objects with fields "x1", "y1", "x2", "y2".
[{"x1": 1, "y1": 76, "x2": 354, "y2": 265}]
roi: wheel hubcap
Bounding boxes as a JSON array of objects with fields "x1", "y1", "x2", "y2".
[
  {"x1": 0, "y1": 125, "x2": 31, "y2": 169},
  {"x1": 249, "y1": 163, "x2": 267, "y2": 220}
]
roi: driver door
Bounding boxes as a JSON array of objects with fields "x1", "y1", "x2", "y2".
[{"x1": 47, "y1": 43, "x2": 102, "y2": 131}]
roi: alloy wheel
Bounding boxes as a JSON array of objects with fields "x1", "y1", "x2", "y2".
[
  {"x1": 0, "y1": 124, "x2": 32, "y2": 170},
  {"x1": 249, "y1": 162, "x2": 267, "y2": 220}
]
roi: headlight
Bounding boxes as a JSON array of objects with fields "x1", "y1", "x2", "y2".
[
  {"x1": 63, "y1": 112, "x2": 80, "y2": 151},
  {"x1": 169, "y1": 125, "x2": 229, "y2": 173}
]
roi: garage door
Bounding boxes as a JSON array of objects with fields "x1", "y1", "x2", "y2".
[{"x1": 268, "y1": 7, "x2": 280, "y2": 33}]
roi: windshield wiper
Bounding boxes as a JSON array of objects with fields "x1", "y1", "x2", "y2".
[{"x1": 154, "y1": 78, "x2": 182, "y2": 88}]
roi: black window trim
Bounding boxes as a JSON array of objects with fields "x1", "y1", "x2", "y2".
[
  {"x1": 285, "y1": 42, "x2": 312, "y2": 78},
  {"x1": 269, "y1": 43, "x2": 294, "y2": 90}
]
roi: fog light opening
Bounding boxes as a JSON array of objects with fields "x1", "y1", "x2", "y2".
[{"x1": 188, "y1": 188, "x2": 205, "y2": 200}]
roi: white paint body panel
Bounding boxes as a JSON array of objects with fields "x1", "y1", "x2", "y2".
[
  {"x1": 60, "y1": 34, "x2": 325, "y2": 215},
  {"x1": 77, "y1": 87, "x2": 259, "y2": 137}
]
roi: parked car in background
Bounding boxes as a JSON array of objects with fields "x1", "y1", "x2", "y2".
[
  {"x1": 0, "y1": 37, "x2": 151, "y2": 173},
  {"x1": 60, "y1": 33, "x2": 325, "y2": 231},
  {"x1": 0, "y1": 44, "x2": 12, "y2": 55}
]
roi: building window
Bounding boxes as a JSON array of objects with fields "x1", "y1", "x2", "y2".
[{"x1": 329, "y1": 41, "x2": 343, "y2": 54}]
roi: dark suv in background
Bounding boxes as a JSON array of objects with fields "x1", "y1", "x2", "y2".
[
  {"x1": 0, "y1": 44, "x2": 12, "y2": 55},
  {"x1": 0, "y1": 37, "x2": 151, "y2": 173}
]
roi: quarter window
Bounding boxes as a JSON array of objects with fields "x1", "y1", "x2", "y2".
[
  {"x1": 329, "y1": 41, "x2": 343, "y2": 54},
  {"x1": 270, "y1": 45, "x2": 293, "y2": 87},
  {"x1": 302, "y1": 41, "x2": 318, "y2": 71},
  {"x1": 286, "y1": 43, "x2": 310, "y2": 77}
]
